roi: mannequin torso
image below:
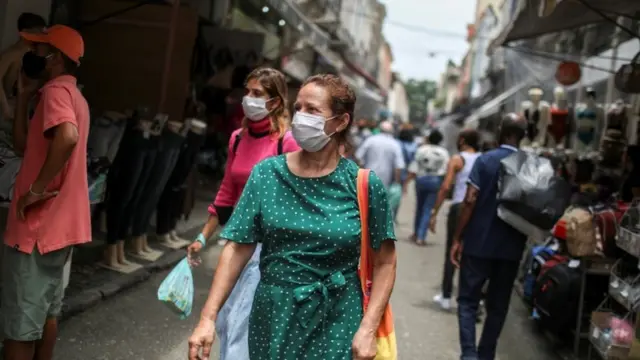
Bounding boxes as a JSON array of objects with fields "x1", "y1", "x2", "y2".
[
  {"x1": 520, "y1": 99, "x2": 551, "y2": 147},
  {"x1": 574, "y1": 99, "x2": 602, "y2": 153},
  {"x1": 547, "y1": 87, "x2": 570, "y2": 148}
]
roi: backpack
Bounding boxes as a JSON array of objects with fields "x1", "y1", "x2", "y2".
[
  {"x1": 533, "y1": 258, "x2": 581, "y2": 332},
  {"x1": 232, "y1": 132, "x2": 284, "y2": 156},
  {"x1": 522, "y1": 244, "x2": 557, "y2": 303}
]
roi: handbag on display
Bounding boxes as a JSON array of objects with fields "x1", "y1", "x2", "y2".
[
  {"x1": 561, "y1": 207, "x2": 599, "y2": 257},
  {"x1": 614, "y1": 51, "x2": 640, "y2": 94},
  {"x1": 356, "y1": 169, "x2": 397, "y2": 360},
  {"x1": 533, "y1": 258, "x2": 581, "y2": 332}
]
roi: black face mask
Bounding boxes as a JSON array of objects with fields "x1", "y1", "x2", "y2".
[{"x1": 22, "y1": 52, "x2": 47, "y2": 79}]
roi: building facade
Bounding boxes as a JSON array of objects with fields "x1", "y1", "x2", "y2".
[
  {"x1": 387, "y1": 73, "x2": 409, "y2": 123},
  {"x1": 377, "y1": 40, "x2": 393, "y2": 93},
  {"x1": 436, "y1": 60, "x2": 462, "y2": 114}
]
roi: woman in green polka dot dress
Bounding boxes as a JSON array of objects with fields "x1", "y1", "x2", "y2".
[{"x1": 189, "y1": 74, "x2": 398, "y2": 360}]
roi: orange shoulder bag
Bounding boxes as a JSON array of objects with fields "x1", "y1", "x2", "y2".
[{"x1": 356, "y1": 168, "x2": 398, "y2": 360}]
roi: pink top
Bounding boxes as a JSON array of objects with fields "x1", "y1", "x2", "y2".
[
  {"x1": 209, "y1": 127, "x2": 299, "y2": 216},
  {"x1": 5, "y1": 75, "x2": 91, "y2": 254}
]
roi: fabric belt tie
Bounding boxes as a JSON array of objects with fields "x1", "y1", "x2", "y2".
[{"x1": 292, "y1": 271, "x2": 354, "y2": 329}]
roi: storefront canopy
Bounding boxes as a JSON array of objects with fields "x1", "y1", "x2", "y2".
[
  {"x1": 489, "y1": 0, "x2": 640, "y2": 51},
  {"x1": 465, "y1": 80, "x2": 534, "y2": 128}
]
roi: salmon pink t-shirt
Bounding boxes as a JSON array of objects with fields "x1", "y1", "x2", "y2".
[{"x1": 4, "y1": 75, "x2": 91, "y2": 254}]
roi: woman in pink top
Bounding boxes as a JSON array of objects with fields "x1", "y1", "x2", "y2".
[{"x1": 187, "y1": 67, "x2": 299, "y2": 360}]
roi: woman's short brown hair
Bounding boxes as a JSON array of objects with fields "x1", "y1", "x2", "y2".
[
  {"x1": 243, "y1": 67, "x2": 290, "y2": 138},
  {"x1": 301, "y1": 74, "x2": 356, "y2": 145}
]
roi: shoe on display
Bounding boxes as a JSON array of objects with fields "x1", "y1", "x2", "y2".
[{"x1": 433, "y1": 294, "x2": 452, "y2": 311}]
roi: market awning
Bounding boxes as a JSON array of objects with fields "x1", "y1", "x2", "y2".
[
  {"x1": 465, "y1": 80, "x2": 534, "y2": 128},
  {"x1": 489, "y1": 0, "x2": 640, "y2": 51}
]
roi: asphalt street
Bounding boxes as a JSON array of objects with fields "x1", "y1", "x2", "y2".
[{"x1": 54, "y1": 190, "x2": 560, "y2": 360}]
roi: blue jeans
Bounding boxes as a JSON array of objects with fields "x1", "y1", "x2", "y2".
[
  {"x1": 457, "y1": 254, "x2": 519, "y2": 360},
  {"x1": 414, "y1": 175, "x2": 442, "y2": 241},
  {"x1": 216, "y1": 244, "x2": 262, "y2": 360}
]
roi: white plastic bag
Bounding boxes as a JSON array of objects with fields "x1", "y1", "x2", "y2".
[{"x1": 157, "y1": 258, "x2": 194, "y2": 319}]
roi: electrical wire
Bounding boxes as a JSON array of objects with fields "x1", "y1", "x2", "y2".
[
  {"x1": 504, "y1": 45, "x2": 617, "y2": 74},
  {"x1": 341, "y1": 7, "x2": 637, "y2": 62}
]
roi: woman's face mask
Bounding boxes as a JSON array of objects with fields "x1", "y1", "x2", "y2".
[
  {"x1": 292, "y1": 112, "x2": 338, "y2": 152},
  {"x1": 242, "y1": 96, "x2": 273, "y2": 121},
  {"x1": 22, "y1": 51, "x2": 53, "y2": 80}
]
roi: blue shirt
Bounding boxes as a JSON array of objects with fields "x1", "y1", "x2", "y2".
[{"x1": 463, "y1": 145, "x2": 527, "y2": 261}]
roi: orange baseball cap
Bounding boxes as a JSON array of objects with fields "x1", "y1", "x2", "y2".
[{"x1": 20, "y1": 25, "x2": 84, "y2": 64}]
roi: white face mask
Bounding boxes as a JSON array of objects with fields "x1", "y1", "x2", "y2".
[
  {"x1": 242, "y1": 96, "x2": 271, "y2": 121},
  {"x1": 292, "y1": 112, "x2": 338, "y2": 152}
]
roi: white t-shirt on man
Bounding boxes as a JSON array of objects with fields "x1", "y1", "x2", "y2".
[{"x1": 408, "y1": 144, "x2": 450, "y2": 177}]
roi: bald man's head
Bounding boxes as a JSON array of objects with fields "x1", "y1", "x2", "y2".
[{"x1": 498, "y1": 113, "x2": 527, "y2": 146}]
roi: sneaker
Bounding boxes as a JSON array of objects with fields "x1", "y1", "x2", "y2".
[
  {"x1": 433, "y1": 294, "x2": 452, "y2": 311},
  {"x1": 477, "y1": 300, "x2": 485, "y2": 323}
]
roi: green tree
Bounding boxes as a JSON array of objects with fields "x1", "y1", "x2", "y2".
[{"x1": 405, "y1": 79, "x2": 437, "y2": 125}]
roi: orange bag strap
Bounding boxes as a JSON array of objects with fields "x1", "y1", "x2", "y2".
[{"x1": 357, "y1": 169, "x2": 372, "y2": 296}]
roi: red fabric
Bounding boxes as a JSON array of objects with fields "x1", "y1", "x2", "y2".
[
  {"x1": 548, "y1": 108, "x2": 569, "y2": 144},
  {"x1": 247, "y1": 118, "x2": 271, "y2": 133},
  {"x1": 208, "y1": 129, "x2": 300, "y2": 216}
]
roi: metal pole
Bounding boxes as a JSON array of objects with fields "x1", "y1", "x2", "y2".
[
  {"x1": 158, "y1": 0, "x2": 181, "y2": 114},
  {"x1": 605, "y1": 17, "x2": 624, "y2": 106},
  {"x1": 575, "y1": 26, "x2": 595, "y2": 106}
]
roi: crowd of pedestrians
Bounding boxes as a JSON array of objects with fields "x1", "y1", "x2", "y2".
[
  {"x1": 0, "y1": 13, "x2": 527, "y2": 357},
  {"x1": 184, "y1": 64, "x2": 529, "y2": 359}
]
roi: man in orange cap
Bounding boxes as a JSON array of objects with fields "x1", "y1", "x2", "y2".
[{"x1": 2, "y1": 25, "x2": 90, "y2": 360}]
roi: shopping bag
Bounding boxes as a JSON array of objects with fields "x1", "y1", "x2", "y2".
[
  {"x1": 387, "y1": 183, "x2": 402, "y2": 215},
  {"x1": 157, "y1": 258, "x2": 194, "y2": 320},
  {"x1": 497, "y1": 150, "x2": 571, "y2": 232},
  {"x1": 356, "y1": 169, "x2": 397, "y2": 360}
]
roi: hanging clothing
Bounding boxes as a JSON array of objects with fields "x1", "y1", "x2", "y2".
[
  {"x1": 219, "y1": 156, "x2": 396, "y2": 360},
  {"x1": 105, "y1": 129, "x2": 159, "y2": 244},
  {"x1": 156, "y1": 130, "x2": 206, "y2": 235},
  {"x1": 130, "y1": 130, "x2": 185, "y2": 237},
  {"x1": 548, "y1": 107, "x2": 569, "y2": 146},
  {"x1": 575, "y1": 108, "x2": 597, "y2": 146},
  {"x1": 523, "y1": 108, "x2": 540, "y2": 142}
]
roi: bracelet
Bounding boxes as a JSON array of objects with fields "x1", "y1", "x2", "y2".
[
  {"x1": 29, "y1": 184, "x2": 45, "y2": 196},
  {"x1": 196, "y1": 233, "x2": 206, "y2": 246}
]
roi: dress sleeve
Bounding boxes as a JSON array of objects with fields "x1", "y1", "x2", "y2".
[
  {"x1": 209, "y1": 130, "x2": 241, "y2": 218},
  {"x1": 367, "y1": 171, "x2": 396, "y2": 249},
  {"x1": 219, "y1": 165, "x2": 263, "y2": 244}
]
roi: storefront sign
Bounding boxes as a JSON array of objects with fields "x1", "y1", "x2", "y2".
[{"x1": 555, "y1": 61, "x2": 581, "y2": 86}]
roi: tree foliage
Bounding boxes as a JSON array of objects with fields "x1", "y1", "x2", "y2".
[{"x1": 405, "y1": 79, "x2": 437, "y2": 125}]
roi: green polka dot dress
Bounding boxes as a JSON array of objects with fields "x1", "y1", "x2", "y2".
[{"x1": 220, "y1": 155, "x2": 396, "y2": 360}]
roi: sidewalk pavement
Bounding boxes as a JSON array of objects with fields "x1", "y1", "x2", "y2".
[{"x1": 61, "y1": 187, "x2": 217, "y2": 321}]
